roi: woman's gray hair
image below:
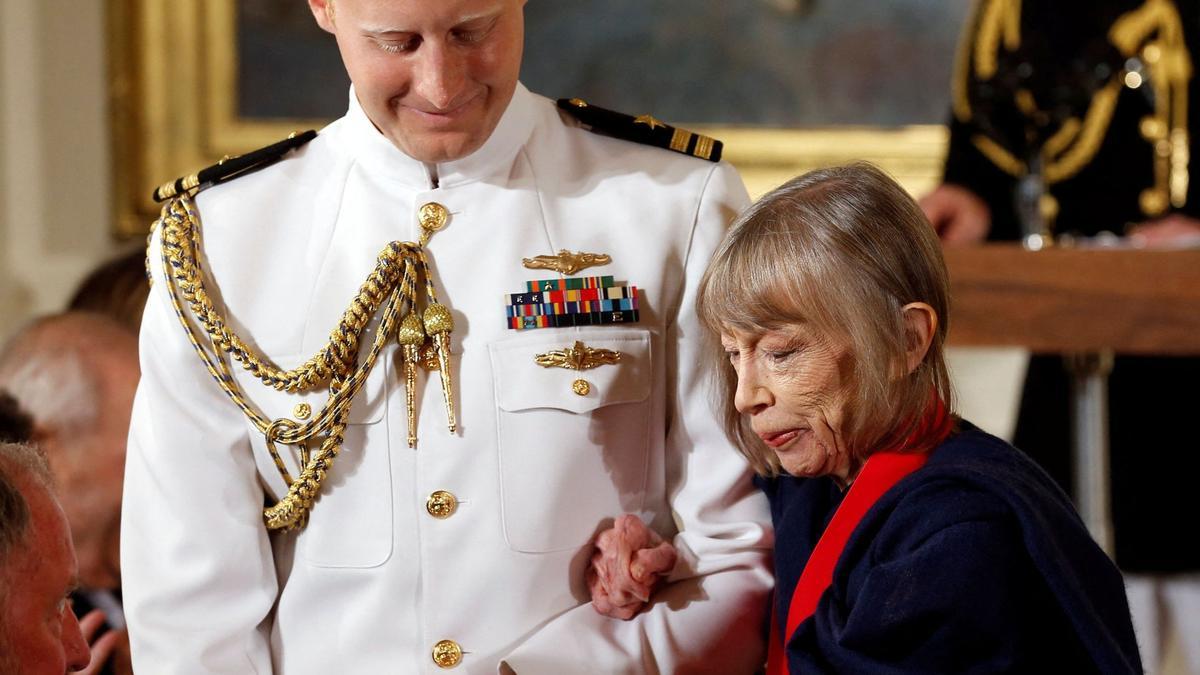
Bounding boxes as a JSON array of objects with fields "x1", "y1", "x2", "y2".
[{"x1": 697, "y1": 162, "x2": 954, "y2": 476}]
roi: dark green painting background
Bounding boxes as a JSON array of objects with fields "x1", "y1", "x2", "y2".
[{"x1": 236, "y1": 1, "x2": 969, "y2": 127}]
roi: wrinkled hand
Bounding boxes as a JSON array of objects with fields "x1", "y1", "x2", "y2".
[
  {"x1": 587, "y1": 514, "x2": 677, "y2": 620},
  {"x1": 1127, "y1": 213, "x2": 1200, "y2": 248},
  {"x1": 77, "y1": 609, "x2": 130, "y2": 675},
  {"x1": 919, "y1": 184, "x2": 992, "y2": 246}
]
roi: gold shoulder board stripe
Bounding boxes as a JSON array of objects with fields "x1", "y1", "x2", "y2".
[{"x1": 556, "y1": 98, "x2": 723, "y2": 163}]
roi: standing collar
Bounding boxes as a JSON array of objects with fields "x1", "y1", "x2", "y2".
[{"x1": 341, "y1": 82, "x2": 537, "y2": 190}]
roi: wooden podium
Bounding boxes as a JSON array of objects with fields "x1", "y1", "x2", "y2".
[{"x1": 943, "y1": 244, "x2": 1200, "y2": 553}]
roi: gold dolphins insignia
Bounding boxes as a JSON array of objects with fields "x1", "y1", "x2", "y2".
[
  {"x1": 535, "y1": 341, "x2": 622, "y2": 371},
  {"x1": 522, "y1": 249, "x2": 612, "y2": 275}
]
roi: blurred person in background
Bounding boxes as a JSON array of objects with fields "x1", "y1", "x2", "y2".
[
  {"x1": 65, "y1": 247, "x2": 149, "y2": 334},
  {"x1": 0, "y1": 314, "x2": 138, "y2": 675},
  {"x1": 1, "y1": 441, "x2": 117, "y2": 674},
  {"x1": 0, "y1": 390, "x2": 35, "y2": 444},
  {"x1": 921, "y1": 2, "x2": 1200, "y2": 671}
]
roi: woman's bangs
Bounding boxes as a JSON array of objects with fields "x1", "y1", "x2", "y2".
[{"x1": 703, "y1": 225, "x2": 819, "y2": 335}]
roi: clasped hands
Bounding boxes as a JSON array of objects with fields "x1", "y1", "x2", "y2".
[{"x1": 586, "y1": 514, "x2": 677, "y2": 620}]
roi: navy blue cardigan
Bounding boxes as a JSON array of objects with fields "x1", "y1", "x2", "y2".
[{"x1": 758, "y1": 423, "x2": 1142, "y2": 674}]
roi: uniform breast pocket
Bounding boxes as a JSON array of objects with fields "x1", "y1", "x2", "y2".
[
  {"x1": 489, "y1": 329, "x2": 653, "y2": 553},
  {"x1": 231, "y1": 357, "x2": 393, "y2": 568}
]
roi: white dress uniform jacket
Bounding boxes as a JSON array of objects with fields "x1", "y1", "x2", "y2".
[{"x1": 123, "y1": 83, "x2": 773, "y2": 674}]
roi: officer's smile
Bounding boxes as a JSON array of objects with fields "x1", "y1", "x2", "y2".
[{"x1": 400, "y1": 88, "x2": 486, "y2": 126}]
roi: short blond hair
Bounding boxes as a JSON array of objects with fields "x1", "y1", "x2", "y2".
[{"x1": 697, "y1": 162, "x2": 954, "y2": 476}]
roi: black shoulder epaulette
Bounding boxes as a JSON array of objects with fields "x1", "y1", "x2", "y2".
[
  {"x1": 556, "y1": 98, "x2": 723, "y2": 163},
  {"x1": 152, "y1": 130, "x2": 318, "y2": 203}
]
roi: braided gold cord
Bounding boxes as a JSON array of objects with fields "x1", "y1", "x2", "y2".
[
  {"x1": 163, "y1": 198, "x2": 412, "y2": 396},
  {"x1": 959, "y1": 0, "x2": 1190, "y2": 214},
  {"x1": 952, "y1": 0, "x2": 988, "y2": 123},
  {"x1": 1112, "y1": 0, "x2": 1190, "y2": 208},
  {"x1": 1044, "y1": 79, "x2": 1122, "y2": 184},
  {"x1": 973, "y1": 0, "x2": 1021, "y2": 81},
  {"x1": 155, "y1": 194, "x2": 453, "y2": 530}
]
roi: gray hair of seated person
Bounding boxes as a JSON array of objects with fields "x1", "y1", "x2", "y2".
[
  {"x1": 0, "y1": 442, "x2": 52, "y2": 574},
  {"x1": 697, "y1": 162, "x2": 954, "y2": 477},
  {"x1": 0, "y1": 312, "x2": 137, "y2": 441}
]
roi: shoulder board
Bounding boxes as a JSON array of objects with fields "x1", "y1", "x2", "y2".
[
  {"x1": 556, "y1": 98, "x2": 723, "y2": 163},
  {"x1": 152, "y1": 130, "x2": 317, "y2": 203}
]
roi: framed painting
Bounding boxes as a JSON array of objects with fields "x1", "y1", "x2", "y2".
[{"x1": 109, "y1": 0, "x2": 969, "y2": 237}]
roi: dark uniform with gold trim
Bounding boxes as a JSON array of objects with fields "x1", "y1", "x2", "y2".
[{"x1": 942, "y1": 0, "x2": 1200, "y2": 574}]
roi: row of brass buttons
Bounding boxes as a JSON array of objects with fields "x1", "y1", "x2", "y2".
[
  {"x1": 415, "y1": 202, "x2": 462, "y2": 669},
  {"x1": 430, "y1": 485, "x2": 459, "y2": 665}
]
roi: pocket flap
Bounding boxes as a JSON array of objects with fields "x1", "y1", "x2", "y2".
[{"x1": 489, "y1": 329, "x2": 652, "y2": 414}]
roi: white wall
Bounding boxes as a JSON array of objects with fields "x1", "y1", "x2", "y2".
[{"x1": 0, "y1": 0, "x2": 117, "y2": 341}]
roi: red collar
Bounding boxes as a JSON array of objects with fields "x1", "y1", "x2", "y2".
[{"x1": 766, "y1": 398, "x2": 954, "y2": 675}]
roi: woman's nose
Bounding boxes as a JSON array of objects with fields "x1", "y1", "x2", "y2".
[{"x1": 733, "y1": 365, "x2": 772, "y2": 415}]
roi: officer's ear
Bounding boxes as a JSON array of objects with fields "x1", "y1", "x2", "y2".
[{"x1": 308, "y1": 0, "x2": 336, "y2": 34}]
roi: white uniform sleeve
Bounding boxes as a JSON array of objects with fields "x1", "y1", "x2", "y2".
[
  {"x1": 501, "y1": 163, "x2": 774, "y2": 674},
  {"x1": 122, "y1": 229, "x2": 278, "y2": 673}
]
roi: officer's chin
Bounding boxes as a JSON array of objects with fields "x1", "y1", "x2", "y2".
[{"x1": 393, "y1": 127, "x2": 491, "y2": 164}]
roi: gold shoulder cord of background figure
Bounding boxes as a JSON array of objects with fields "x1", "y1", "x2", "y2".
[
  {"x1": 953, "y1": 0, "x2": 1192, "y2": 218},
  {"x1": 147, "y1": 131, "x2": 456, "y2": 531}
]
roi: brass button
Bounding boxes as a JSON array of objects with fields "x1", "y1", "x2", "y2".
[
  {"x1": 418, "y1": 202, "x2": 450, "y2": 232},
  {"x1": 572, "y1": 379, "x2": 591, "y2": 396},
  {"x1": 292, "y1": 402, "x2": 312, "y2": 420},
  {"x1": 426, "y1": 490, "x2": 458, "y2": 519},
  {"x1": 432, "y1": 639, "x2": 463, "y2": 668}
]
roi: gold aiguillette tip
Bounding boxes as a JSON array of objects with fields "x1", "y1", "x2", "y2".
[
  {"x1": 397, "y1": 312, "x2": 425, "y2": 448},
  {"x1": 423, "y1": 304, "x2": 456, "y2": 433}
]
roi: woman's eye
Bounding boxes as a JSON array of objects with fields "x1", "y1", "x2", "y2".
[{"x1": 764, "y1": 346, "x2": 801, "y2": 363}]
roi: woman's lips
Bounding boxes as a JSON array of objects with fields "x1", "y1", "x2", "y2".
[{"x1": 759, "y1": 429, "x2": 801, "y2": 449}]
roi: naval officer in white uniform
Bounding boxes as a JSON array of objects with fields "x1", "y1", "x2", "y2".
[{"x1": 121, "y1": 0, "x2": 773, "y2": 672}]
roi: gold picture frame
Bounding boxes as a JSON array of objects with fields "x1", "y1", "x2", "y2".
[{"x1": 109, "y1": 0, "x2": 948, "y2": 239}]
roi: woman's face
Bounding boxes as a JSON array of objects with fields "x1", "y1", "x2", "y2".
[{"x1": 721, "y1": 323, "x2": 857, "y2": 482}]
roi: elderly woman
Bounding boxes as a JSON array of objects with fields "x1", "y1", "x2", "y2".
[{"x1": 588, "y1": 163, "x2": 1141, "y2": 673}]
